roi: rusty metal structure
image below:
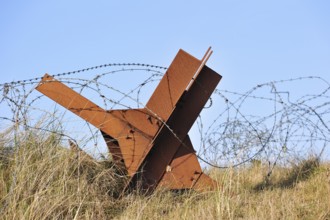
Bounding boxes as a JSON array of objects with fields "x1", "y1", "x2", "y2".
[{"x1": 36, "y1": 48, "x2": 222, "y2": 192}]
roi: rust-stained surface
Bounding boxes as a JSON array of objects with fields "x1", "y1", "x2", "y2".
[
  {"x1": 128, "y1": 62, "x2": 221, "y2": 191},
  {"x1": 37, "y1": 75, "x2": 157, "y2": 176},
  {"x1": 36, "y1": 48, "x2": 222, "y2": 193},
  {"x1": 146, "y1": 49, "x2": 202, "y2": 121},
  {"x1": 158, "y1": 135, "x2": 216, "y2": 190}
]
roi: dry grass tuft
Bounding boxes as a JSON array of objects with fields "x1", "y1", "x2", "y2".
[
  {"x1": 1, "y1": 131, "x2": 329, "y2": 219},
  {"x1": 0, "y1": 131, "x2": 127, "y2": 219}
]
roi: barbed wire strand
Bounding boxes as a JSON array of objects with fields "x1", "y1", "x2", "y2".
[{"x1": 1, "y1": 64, "x2": 329, "y2": 174}]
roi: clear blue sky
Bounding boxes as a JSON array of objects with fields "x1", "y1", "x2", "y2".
[
  {"x1": 1, "y1": 1, "x2": 330, "y2": 163},
  {"x1": 1, "y1": 1, "x2": 330, "y2": 91}
]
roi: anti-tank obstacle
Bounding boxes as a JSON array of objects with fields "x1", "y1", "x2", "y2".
[{"x1": 36, "y1": 48, "x2": 222, "y2": 193}]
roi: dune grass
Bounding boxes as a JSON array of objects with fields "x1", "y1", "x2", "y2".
[{"x1": 0, "y1": 132, "x2": 329, "y2": 219}]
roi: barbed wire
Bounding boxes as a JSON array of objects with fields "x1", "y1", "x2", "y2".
[
  {"x1": 0, "y1": 64, "x2": 329, "y2": 174},
  {"x1": 0, "y1": 63, "x2": 167, "y2": 87}
]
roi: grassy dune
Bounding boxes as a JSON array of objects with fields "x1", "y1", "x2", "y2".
[{"x1": 0, "y1": 133, "x2": 329, "y2": 219}]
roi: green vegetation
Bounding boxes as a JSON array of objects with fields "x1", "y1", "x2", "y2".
[{"x1": 1, "y1": 132, "x2": 329, "y2": 219}]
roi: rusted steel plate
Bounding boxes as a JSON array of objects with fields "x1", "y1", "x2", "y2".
[
  {"x1": 36, "y1": 74, "x2": 121, "y2": 136},
  {"x1": 158, "y1": 135, "x2": 212, "y2": 190},
  {"x1": 102, "y1": 109, "x2": 163, "y2": 175},
  {"x1": 128, "y1": 65, "x2": 222, "y2": 191},
  {"x1": 109, "y1": 109, "x2": 161, "y2": 138},
  {"x1": 146, "y1": 49, "x2": 202, "y2": 121},
  {"x1": 36, "y1": 75, "x2": 157, "y2": 176},
  {"x1": 192, "y1": 173, "x2": 217, "y2": 191},
  {"x1": 102, "y1": 131, "x2": 125, "y2": 168}
]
